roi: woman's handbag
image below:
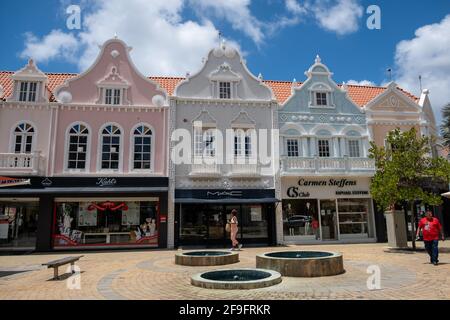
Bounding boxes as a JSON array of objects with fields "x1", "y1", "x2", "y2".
[{"x1": 225, "y1": 222, "x2": 231, "y2": 233}]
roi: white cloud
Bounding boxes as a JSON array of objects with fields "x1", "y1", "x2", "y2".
[
  {"x1": 21, "y1": 30, "x2": 79, "y2": 63},
  {"x1": 346, "y1": 80, "x2": 376, "y2": 87},
  {"x1": 394, "y1": 15, "x2": 450, "y2": 123},
  {"x1": 285, "y1": 0, "x2": 307, "y2": 15},
  {"x1": 310, "y1": 0, "x2": 364, "y2": 35},
  {"x1": 20, "y1": 0, "x2": 229, "y2": 76},
  {"x1": 189, "y1": 0, "x2": 265, "y2": 45}
]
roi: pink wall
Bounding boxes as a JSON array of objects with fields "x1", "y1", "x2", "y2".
[
  {"x1": 53, "y1": 108, "x2": 167, "y2": 175},
  {"x1": 55, "y1": 39, "x2": 167, "y2": 105}
]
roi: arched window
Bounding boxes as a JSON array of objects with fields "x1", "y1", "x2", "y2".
[
  {"x1": 100, "y1": 124, "x2": 121, "y2": 170},
  {"x1": 67, "y1": 124, "x2": 89, "y2": 170},
  {"x1": 133, "y1": 125, "x2": 152, "y2": 170},
  {"x1": 13, "y1": 123, "x2": 35, "y2": 154}
]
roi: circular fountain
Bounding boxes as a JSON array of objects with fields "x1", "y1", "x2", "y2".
[
  {"x1": 256, "y1": 251, "x2": 344, "y2": 277},
  {"x1": 191, "y1": 268, "x2": 282, "y2": 290},
  {"x1": 175, "y1": 251, "x2": 239, "y2": 266}
]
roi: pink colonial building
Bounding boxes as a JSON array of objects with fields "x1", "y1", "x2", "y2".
[{"x1": 0, "y1": 38, "x2": 170, "y2": 251}]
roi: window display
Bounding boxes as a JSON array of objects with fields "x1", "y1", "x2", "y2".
[
  {"x1": 282, "y1": 200, "x2": 319, "y2": 239},
  {"x1": 53, "y1": 199, "x2": 159, "y2": 247},
  {"x1": 337, "y1": 199, "x2": 372, "y2": 237}
]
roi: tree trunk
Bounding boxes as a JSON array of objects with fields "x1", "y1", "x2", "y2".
[{"x1": 410, "y1": 202, "x2": 416, "y2": 250}]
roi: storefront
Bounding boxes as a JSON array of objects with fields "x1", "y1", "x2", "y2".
[
  {"x1": 174, "y1": 189, "x2": 278, "y2": 247},
  {"x1": 0, "y1": 176, "x2": 168, "y2": 252},
  {"x1": 281, "y1": 177, "x2": 376, "y2": 244}
]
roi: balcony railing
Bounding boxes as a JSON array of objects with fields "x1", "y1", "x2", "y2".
[
  {"x1": 189, "y1": 157, "x2": 220, "y2": 177},
  {"x1": 0, "y1": 152, "x2": 41, "y2": 175},
  {"x1": 281, "y1": 156, "x2": 375, "y2": 175},
  {"x1": 228, "y1": 163, "x2": 260, "y2": 177}
]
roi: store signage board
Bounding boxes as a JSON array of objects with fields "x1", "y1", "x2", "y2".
[
  {"x1": 0, "y1": 177, "x2": 31, "y2": 188},
  {"x1": 284, "y1": 177, "x2": 371, "y2": 199}
]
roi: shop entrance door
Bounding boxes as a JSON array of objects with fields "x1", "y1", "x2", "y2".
[{"x1": 319, "y1": 200, "x2": 339, "y2": 240}]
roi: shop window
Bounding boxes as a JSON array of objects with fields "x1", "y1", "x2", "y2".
[
  {"x1": 337, "y1": 199, "x2": 372, "y2": 237},
  {"x1": 100, "y1": 124, "x2": 121, "y2": 170},
  {"x1": 19, "y1": 82, "x2": 37, "y2": 102},
  {"x1": 286, "y1": 139, "x2": 299, "y2": 157},
  {"x1": 53, "y1": 200, "x2": 159, "y2": 247},
  {"x1": 318, "y1": 139, "x2": 330, "y2": 158},
  {"x1": 67, "y1": 124, "x2": 89, "y2": 170},
  {"x1": 0, "y1": 201, "x2": 39, "y2": 249},
  {"x1": 133, "y1": 125, "x2": 153, "y2": 170},
  {"x1": 282, "y1": 199, "x2": 319, "y2": 239},
  {"x1": 13, "y1": 122, "x2": 35, "y2": 154},
  {"x1": 348, "y1": 140, "x2": 361, "y2": 158},
  {"x1": 240, "y1": 204, "x2": 268, "y2": 239}
]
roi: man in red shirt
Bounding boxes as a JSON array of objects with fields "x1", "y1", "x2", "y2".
[{"x1": 416, "y1": 210, "x2": 445, "y2": 265}]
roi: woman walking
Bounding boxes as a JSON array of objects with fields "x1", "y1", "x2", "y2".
[{"x1": 229, "y1": 209, "x2": 242, "y2": 251}]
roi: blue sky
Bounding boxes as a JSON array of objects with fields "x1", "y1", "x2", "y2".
[{"x1": 1, "y1": 0, "x2": 449, "y2": 119}]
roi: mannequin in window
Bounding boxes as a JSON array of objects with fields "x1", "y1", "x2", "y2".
[
  {"x1": 304, "y1": 202, "x2": 315, "y2": 236},
  {"x1": 285, "y1": 203, "x2": 295, "y2": 236}
]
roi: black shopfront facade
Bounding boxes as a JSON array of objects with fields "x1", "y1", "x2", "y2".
[
  {"x1": 0, "y1": 176, "x2": 168, "y2": 252},
  {"x1": 174, "y1": 189, "x2": 278, "y2": 247}
]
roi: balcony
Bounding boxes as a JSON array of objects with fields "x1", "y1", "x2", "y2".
[
  {"x1": 0, "y1": 152, "x2": 42, "y2": 175},
  {"x1": 228, "y1": 163, "x2": 260, "y2": 178},
  {"x1": 189, "y1": 157, "x2": 221, "y2": 177},
  {"x1": 281, "y1": 156, "x2": 375, "y2": 176}
]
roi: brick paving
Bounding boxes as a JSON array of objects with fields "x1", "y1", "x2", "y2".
[{"x1": 0, "y1": 242, "x2": 449, "y2": 300}]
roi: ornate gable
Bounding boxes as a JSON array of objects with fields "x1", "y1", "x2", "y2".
[{"x1": 174, "y1": 41, "x2": 274, "y2": 101}]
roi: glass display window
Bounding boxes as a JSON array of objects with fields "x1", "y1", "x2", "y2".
[
  {"x1": 282, "y1": 199, "x2": 319, "y2": 239},
  {"x1": 337, "y1": 198, "x2": 373, "y2": 237},
  {"x1": 53, "y1": 199, "x2": 159, "y2": 248}
]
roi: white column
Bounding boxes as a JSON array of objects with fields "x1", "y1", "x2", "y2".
[
  {"x1": 362, "y1": 138, "x2": 370, "y2": 157},
  {"x1": 333, "y1": 137, "x2": 339, "y2": 157},
  {"x1": 310, "y1": 137, "x2": 316, "y2": 156},
  {"x1": 340, "y1": 137, "x2": 347, "y2": 157},
  {"x1": 301, "y1": 137, "x2": 309, "y2": 157}
]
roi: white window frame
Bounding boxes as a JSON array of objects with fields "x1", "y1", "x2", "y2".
[
  {"x1": 11, "y1": 122, "x2": 36, "y2": 154},
  {"x1": 97, "y1": 123, "x2": 123, "y2": 173},
  {"x1": 64, "y1": 122, "x2": 91, "y2": 173},
  {"x1": 18, "y1": 81, "x2": 38, "y2": 102},
  {"x1": 286, "y1": 138, "x2": 300, "y2": 157},
  {"x1": 194, "y1": 127, "x2": 216, "y2": 158},
  {"x1": 347, "y1": 139, "x2": 361, "y2": 158},
  {"x1": 317, "y1": 139, "x2": 331, "y2": 158},
  {"x1": 233, "y1": 129, "x2": 253, "y2": 159},
  {"x1": 219, "y1": 81, "x2": 232, "y2": 99},
  {"x1": 130, "y1": 123, "x2": 155, "y2": 172},
  {"x1": 104, "y1": 88, "x2": 122, "y2": 105}
]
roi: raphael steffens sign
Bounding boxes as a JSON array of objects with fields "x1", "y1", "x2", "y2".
[{"x1": 286, "y1": 178, "x2": 370, "y2": 198}]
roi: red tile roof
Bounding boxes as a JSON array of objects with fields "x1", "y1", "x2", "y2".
[{"x1": 0, "y1": 71, "x2": 419, "y2": 106}]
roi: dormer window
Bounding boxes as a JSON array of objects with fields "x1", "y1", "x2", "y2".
[
  {"x1": 219, "y1": 82, "x2": 231, "y2": 99},
  {"x1": 105, "y1": 88, "x2": 121, "y2": 105},
  {"x1": 19, "y1": 82, "x2": 38, "y2": 102},
  {"x1": 315, "y1": 92, "x2": 328, "y2": 106}
]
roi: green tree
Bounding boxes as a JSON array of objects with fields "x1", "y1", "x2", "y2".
[
  {"x1": 369, "y1": 128, "x2": 450, "y2": 249},
  {"x1": 441, "y1": 103, "x2": 450, "y2": 148}
]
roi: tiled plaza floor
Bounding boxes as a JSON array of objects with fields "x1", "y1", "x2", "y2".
[{"x1": 0, "y1": 242, "x2": 449, "y2": 300}]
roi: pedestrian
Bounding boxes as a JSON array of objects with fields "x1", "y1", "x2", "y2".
[
  {"x1": 229, "y1": 209, "x2": 242, "y2": 251},
  {"x1": 416, "y1": 210, "x2": 445, "y2": 265}
]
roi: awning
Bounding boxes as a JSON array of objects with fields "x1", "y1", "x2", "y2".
[
  {"x1": 0, "y1": 177, "x2": 31, "y2": 188},
  {"x1": 175, "y1": 198, "x2": 280, "y2": 204},
  {"x1": 441, "y1": 191, "x2": 450, "y2": 198},
  {"x1": 0, "y1": 187, "x2": 168, "y2": 195}
]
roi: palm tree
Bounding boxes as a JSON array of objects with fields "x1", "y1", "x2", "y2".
[{"x1": 441, "y1": 103, "x2": 450, "y2": 149}]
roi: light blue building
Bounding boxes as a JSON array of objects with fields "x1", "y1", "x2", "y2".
[{"x1": 277, "y1": 56, "x2": 377, "y2": 244}]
